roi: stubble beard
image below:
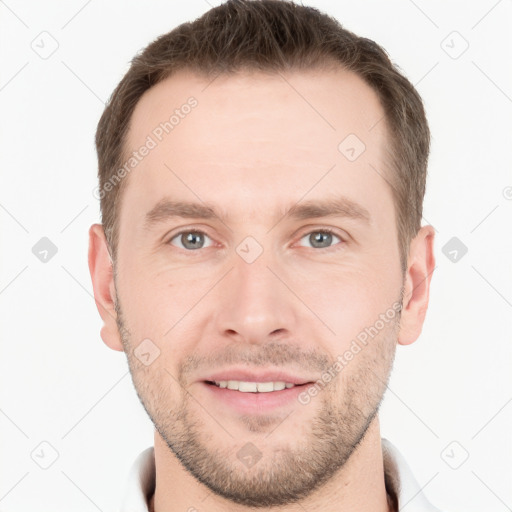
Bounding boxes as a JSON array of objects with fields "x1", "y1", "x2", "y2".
[{"x1": 114, "y1": 291, "x2": 399, "y2": 507}]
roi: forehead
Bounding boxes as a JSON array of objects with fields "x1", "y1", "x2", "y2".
[
  {"x1": 120, "y1": 67, "x2": 392, "y2": 231},
  {"x1": 127, "y1": 66, "x2": 386, "y2": 152}
]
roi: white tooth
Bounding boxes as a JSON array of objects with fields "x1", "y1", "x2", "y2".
[
  {"x1": 256, "y1": 382, "x2": 274, "y2": 393},
  {"x1": 238, "y1": 381, "x2": 258, "y2": 392},
  {"x1": 220, "y1": 380, "x2": 295, "y2": 392}
]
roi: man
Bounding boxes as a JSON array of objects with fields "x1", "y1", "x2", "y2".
[{"x1": 88, "y1": 1, "x2": 440, "y2": 510}]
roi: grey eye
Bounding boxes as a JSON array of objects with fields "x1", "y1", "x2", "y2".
[
  {"x1": 299, "y1": 231, "x2": 341, "y2": 249},
  {"x1": 170, "y1": 231, "x2": 213, "y2": 250}
]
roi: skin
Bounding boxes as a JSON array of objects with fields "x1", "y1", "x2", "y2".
[{"x1": 89, "y1": 67, "x2": 435, "y2": 512}]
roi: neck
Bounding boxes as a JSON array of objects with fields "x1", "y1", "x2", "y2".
[{"x1": 150, "y1": 415, "x2": 391, "y2": 512}]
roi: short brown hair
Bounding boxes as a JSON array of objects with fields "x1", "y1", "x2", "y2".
[{"x1": 96, "y1": 0, "x2": 430, "y2": 272}]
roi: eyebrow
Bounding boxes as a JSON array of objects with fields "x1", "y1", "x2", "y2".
[{"x1": 143, "y1": 196, "x2": 371, "y2": 230}]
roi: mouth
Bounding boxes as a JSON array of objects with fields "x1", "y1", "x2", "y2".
[
  {"x1": 204, "y1": 379, "x2": 308, "y2": 392},
  {"x1": 201, "y1": 379, "x2": 314, "y2": 413}
]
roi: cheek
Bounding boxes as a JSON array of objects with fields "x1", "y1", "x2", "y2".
[
  {"x1": 127, "y1": 360, "x2": 184, "y2": 425},
  {"x1": 117, "y1": 258, "x2": 197, "y2": 340},
  {"x1": 286, "y1": 265, "x2": 401, "y2": 385},
  {"x1": 327, "y1": 309, "x2": 398, "y2": 396},
  {"x1": 289, "y1": 261, "x2": 392, "y2": 334}
]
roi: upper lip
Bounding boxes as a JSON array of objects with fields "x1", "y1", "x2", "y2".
[{"x1": 201, "y1": 369, "x2": 315, "y2": 386}]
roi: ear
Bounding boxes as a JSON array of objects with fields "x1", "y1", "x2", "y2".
[
  {"x1": 88, "y1": 223, "x2": 124, "y2": 352},
  {"x1": 398, "y1": 225, "x2": 436, "y2": 346}
]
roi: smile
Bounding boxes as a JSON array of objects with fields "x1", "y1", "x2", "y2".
[{"x1": 209, "y1": 380, "x2": 296, "y2": 392}]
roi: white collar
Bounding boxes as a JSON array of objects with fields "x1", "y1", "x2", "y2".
[{"x1": 120, "y1": 438, "x2": 443, "y2": 511}]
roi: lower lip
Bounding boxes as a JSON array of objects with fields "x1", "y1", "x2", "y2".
[{"x1": 200, "y1": 382, "x2": 311, "y2": 414}]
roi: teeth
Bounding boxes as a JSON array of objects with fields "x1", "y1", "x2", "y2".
[
  {"x1": 256, "y1": 382, "x2": 274, "y2": 393},
  {"x1": 215, "y1": 380, "x2": 296, "y2": 392},
  {"x1": 239, "y1": 381, "x2": 258, "y2": 392}
]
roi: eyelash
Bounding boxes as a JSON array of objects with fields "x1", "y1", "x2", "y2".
[{"x1": 166, "y1": 227, "x2": 346, "y2": 252}]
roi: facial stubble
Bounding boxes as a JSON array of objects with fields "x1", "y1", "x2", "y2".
[{"x1": 114, "y1": 284, "x2": 400, "y2": 507}]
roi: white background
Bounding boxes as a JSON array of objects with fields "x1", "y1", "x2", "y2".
[{"x1": 1, "y1": 1, "x2": 511, "y2": 511}]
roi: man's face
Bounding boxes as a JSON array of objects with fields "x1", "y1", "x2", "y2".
[{"x1": 114, "y1": 68, "x2": 404, "y2": 506}]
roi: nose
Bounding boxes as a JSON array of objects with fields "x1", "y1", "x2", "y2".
[{"x1": 212, "y1": 249, "x2": 297, "y2": 345}]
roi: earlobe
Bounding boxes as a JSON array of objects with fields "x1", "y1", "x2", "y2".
[
  {"x1": 88, "y1": 223, "x2": 124, "y2": 352},
  {"x1": 397, "y1": 225, "x2": 436, "y2": 346}
]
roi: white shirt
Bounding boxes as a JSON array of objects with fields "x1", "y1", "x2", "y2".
[{"x1": 120, "y1": 438, "x2": 444, "y2": 512}]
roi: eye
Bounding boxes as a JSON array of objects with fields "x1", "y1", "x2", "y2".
[
  {"x1": 298, "y1": 229, "x2": 343, "y2": 249},
  {"x1": 169, "y1": 230, "x2": 213, "y2": 250}
]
